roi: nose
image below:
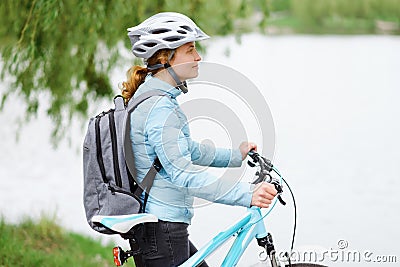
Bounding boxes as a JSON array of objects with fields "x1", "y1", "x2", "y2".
[{"x1": 194, "y1": 49, "x2": 201, "y2": 61}]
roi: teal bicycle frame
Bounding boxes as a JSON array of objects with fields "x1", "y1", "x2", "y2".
[{"x1": 180, "y1": 204, "x2": 277, "y2": 267}]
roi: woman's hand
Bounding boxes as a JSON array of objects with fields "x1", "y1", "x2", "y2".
[
  {"x1": 251, "y1": 182, "x2": 277, "y2": 208},
  {"x1": 239, "y1": 141, "x2": 257, "y2": 160}
]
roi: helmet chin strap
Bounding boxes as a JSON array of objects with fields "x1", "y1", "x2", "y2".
[
  {"x1": 163, "y1": 62, "x2": 188, "y2": 94},
  {"x1": 146, "y1": 50, "x2": 189, "y2": 94}
]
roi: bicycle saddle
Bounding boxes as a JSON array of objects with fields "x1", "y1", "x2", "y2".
[{"x1": 91, "y1": 214, "x2": 158, "y2": 233}]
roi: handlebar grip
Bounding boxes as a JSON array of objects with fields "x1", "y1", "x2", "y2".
[{"x1": 248, "y1": 149, "x2": 257, "y2": 157}]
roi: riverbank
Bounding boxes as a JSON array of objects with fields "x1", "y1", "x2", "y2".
[
  {"x1": 264, "y1": 0, "x2": 400, "y2": 35},
  {"x1": 0, "y1": 215, "x2": 117, "y2": 267},
  {"x1": 266, "y1": 12, "x2": 400, "y2": 35}
]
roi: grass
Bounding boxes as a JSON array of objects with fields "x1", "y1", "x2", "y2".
[{"x1": 0, "y1": 215, "x2": 130, "y2": 267}]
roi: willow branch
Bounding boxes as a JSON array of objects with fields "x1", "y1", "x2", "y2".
[{"x1": 17, "y1": 0, "x2": 38, "y2": 47}]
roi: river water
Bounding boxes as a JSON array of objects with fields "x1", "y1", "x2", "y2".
[{"x1": 1, "y1": 34, "x2": 399, "y2": 266}]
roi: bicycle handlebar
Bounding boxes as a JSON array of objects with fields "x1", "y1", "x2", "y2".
[{"x1": 247, "y1": 150, "x2": 286, "y2": 206}]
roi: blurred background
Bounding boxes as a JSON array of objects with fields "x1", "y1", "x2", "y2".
[{"x1": 1, "y1": 0, "x2": 399, "y2": 266}]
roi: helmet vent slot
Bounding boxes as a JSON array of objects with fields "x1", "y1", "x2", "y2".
[
  {"x1": 151, "y1": 28, "x2": 171, "y2": 34},
  {"x1": 163, "y1": 36, "x2": 184, "y2": 42},
  {"x1": 143, "y1": 42, "x2": 157, "y2": 47},
  {"x1": 179, "y1": 25, "x2": 193, "y2": 32}
]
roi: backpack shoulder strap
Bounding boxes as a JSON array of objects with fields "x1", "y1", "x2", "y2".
[
  {"x1": 123, "y1": 90, "x2": 167, "y2": 199},
  {"x1": 126, "y1": 90, "x2": 168, "y2": 113}
]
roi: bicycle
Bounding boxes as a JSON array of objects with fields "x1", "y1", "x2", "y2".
[{"x1": 92, "y1": 151, "x2": 327, "y2": 267}]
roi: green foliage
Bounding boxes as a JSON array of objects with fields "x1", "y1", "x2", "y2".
[
  {"x1": 0, "y1": 0, "x2": 269, "y2": 145},
  {"x1": 290, "y1": 0, "x2": 400, "y2": 24},
  {"x1": 269, "y1": 0, "x2": 400, "y2": 34},
  {"x1": 0, "y1": 215, "x2": 116, "y2": 266},
  {"x1": 269, "y1": 0, "x2": 291, "y2": 12}
]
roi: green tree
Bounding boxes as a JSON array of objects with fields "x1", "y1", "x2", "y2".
[{"x1": 0, "y1": 0, "x2": 269, "y2": 145}]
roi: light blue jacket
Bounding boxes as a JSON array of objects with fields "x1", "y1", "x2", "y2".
[{"x1": 130, "y1": 75, "x2": 253, "y2": 224}]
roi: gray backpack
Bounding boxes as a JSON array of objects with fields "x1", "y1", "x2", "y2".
[{"x1": 83, "y1": 90, "x2": 165, "y2": 234}]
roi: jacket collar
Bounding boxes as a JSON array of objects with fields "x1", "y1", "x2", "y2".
[{"x1": 139, "y1": 74, "x2": 182, "y2": 99}]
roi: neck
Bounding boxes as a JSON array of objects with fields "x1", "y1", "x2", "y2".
[{"x1": 154, "y1": 68, "x2": 181, "y2": 87}]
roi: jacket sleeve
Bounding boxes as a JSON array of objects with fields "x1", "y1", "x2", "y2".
[
  {"x1": 189, "y1": 140, "x2": 243, "y2": 168},
  {"x1": 145, "y1": 98, "x2": 252, "y2": 207}
]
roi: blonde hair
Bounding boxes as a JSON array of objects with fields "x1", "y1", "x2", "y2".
[{"x1": 121, "y1": 49, "x2": 174, "y2": 102}]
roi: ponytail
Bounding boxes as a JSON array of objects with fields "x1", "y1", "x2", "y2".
[
  {"x1": 121, "y1": 49, "x2": 174, "y2": 102},
  {"x1": 121, "y1": 66, "x2": 148, "y2": 102}
]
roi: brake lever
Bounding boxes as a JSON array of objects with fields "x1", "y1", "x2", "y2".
[
  {"x1": 271, "y1": 179, "x2": 286, "y2": 206},
  {"x1": 247, "y1": 160, "x2": 256, "y2": 167},
  {"x1": 248, "y1": 150, "x2": 273, "y2": 172},
  {"x1": 277, "y1": 196, "x2": 286, "y2": 206}
]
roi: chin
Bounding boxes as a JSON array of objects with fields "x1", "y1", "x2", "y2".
[
  {"x1": 180, "y1": 69, "x2": 199, "y2": 81},
  {"x1": 190, "y1": 70, "x2": 199, "y2": 79}
]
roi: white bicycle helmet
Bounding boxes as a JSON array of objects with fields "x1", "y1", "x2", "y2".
[{"x1": 127, "y1": 12, "x2": 210, "y2": 59}]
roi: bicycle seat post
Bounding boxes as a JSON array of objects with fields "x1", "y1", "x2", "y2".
[
  {"x1": 128, "y1": 237, "x2": 145, "y2": 267},
  {"x1": 113, "y1": 229, "x2": 145, "y2": 267}
]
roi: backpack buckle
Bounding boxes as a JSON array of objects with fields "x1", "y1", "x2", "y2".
[
  {"x1": 108, "y1": 185, "x2": 116, "y2": 195},
  {"x1": 153, "y1": 157, "x2": 162, "y2": 172}
]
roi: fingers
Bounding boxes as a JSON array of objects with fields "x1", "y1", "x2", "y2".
[
  {"x1": 248, "y1": 142, "x2": 257, "y2": 152},
  {"x1": 251, "y1": 182, "x2": 278, "y2": 208},
  {"x1": 239, "y1": 141, "x2": 258, "y2": 160},
  {"x1": 260, "y1": 182, "x2": 277, "y2": 197},
  {"x1": 253, "y1": 195, "x2": 273, "y2": 208}
]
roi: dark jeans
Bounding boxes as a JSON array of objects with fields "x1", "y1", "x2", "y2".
[{"x1": 137, "y1": 220, "x2": 208, "y2": 267}]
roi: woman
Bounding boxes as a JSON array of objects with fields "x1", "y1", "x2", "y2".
[{"x1": 121, "y1": 12, "x2": 277, "y2": 267}]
